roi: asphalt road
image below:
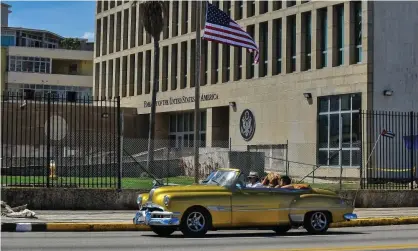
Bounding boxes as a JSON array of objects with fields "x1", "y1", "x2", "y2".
[{"x1": 2, "y1": 225, "x2": 418, "y2": 251}]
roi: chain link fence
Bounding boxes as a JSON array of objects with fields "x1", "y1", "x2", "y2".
[{"x1": 120, "y1": 139, "x2": 364, "y2": 191}]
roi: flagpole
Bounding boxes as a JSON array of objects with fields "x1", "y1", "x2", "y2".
[{"x1": 194, "y1": 0, "x2": 202, "y2": 184}]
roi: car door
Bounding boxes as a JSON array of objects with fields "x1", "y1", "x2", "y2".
[
  {"x1": 270, "y1": 188, "x2": 299, "y2": 225},
  {"x1": 231, "y1": 185, "x2": 280, "y2": 227}
]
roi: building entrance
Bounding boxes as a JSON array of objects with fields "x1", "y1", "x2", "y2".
[{"x1": 168, "y1": 110, "x2": 206, "y2": 149}]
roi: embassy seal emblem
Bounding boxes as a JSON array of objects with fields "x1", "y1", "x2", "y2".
[{"x1": 240, "y1": 109, "x2": 256, "y2": 141}]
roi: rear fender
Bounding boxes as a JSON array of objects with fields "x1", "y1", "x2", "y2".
[{"x1": 288, "y1": 194, "x2": 343, "y2": 224}]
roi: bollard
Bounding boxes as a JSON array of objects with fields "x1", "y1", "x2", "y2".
[{"x1": 49, "y1": 160, "x2": 57, "y2": 179}]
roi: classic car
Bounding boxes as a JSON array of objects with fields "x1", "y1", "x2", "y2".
[{"x1": 133, "y1": 168, "x2": 357, "y2": 238}]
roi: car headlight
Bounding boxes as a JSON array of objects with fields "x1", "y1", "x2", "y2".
[
  {"x1": 137, "y1": 195, "x2": 143, "y2": 208},
  {"x1": 163, "y1": 195, "x2": 170, "y2": 207}
]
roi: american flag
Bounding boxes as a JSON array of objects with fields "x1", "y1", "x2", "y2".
[{"x1": 202, "y1": 2, "x2": 259, "y2": 64}]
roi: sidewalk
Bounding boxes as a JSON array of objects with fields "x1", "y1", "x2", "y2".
[{"x1": 2, "y1": 208, "x2": 418, "y2": 223}]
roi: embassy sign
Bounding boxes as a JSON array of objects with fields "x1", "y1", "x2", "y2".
[{"x1": 144, "y1": 93, "x2": 219, "y2": 108}]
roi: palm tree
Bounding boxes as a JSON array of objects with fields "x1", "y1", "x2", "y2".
[{"x1": 132, "y1": 1, "x2": 167, "y2": 171}]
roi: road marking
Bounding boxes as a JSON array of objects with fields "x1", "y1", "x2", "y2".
[{"x1": 247, "y1": 243, "x2": 418, "y2": 251}]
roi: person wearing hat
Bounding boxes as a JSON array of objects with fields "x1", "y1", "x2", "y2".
[{"x1": 246, "y1": 171, "x2": 263, "y2": 188}]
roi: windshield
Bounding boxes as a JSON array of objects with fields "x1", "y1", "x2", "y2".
[{"x1": 202, "y1": 170, "x2": 237, "y2": 187}]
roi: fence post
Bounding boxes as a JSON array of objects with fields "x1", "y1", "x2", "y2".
[
  {"x1": 359, "y1": 111, "x2": 363, "y2": 189},
  {"x1": 410, "y1": 111, "x2": 414, "y2": 190},
  {"x1": 285, "y1": 140, "x2": 289, "y2": 175},
  {"x1": 117, "y1": 97, "x2": 122, "y2": 190},
  {"x1": 46, "y1": 94, "x2": 51, "y2": 188}
]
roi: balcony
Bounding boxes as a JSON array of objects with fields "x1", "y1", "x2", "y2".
[
  {"x1": 7, "y1": 71, "x2": 92, "y2": 87},
  {"x1": 7, "y1": 46, "x2": 93, "y2": 61}
]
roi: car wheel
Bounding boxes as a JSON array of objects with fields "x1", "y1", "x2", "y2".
[
  {"x1": 304, "y1": 211, "x2": 330, "y2": 234},
  {"x1": 150, "y1": 226, "x2": 176, "y2": 237},
  {"x1": 180, "y1": 208, "x2": 210, "y2": 238},
  {"x1": 272, "y1": 225, "x2": 291, "y2": 235}
]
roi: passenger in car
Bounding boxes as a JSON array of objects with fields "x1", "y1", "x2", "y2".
[
  {"x1": 278, "y1": 175, "x2": 295, "y2": 189},
  {"x1": 246, "y1": 171, "x2": 264, "y2": 188},
  {"x1": 261, "y1": 172, "x2": 280, "y2": 188}
]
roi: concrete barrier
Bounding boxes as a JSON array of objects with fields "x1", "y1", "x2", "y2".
[{"x1": 2, "y1": 188, "x2": 418, "y2": 210}]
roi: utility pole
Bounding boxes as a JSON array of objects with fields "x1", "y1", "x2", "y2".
[{"x1": 194, "y1": 1, "x2": 202, "y2": 184}]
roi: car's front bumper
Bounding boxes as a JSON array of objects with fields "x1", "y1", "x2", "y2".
[{"x1": 133, "y1": 209, "x2": 180, "y2": 226}]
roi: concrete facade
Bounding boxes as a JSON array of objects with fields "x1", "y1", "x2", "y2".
[{"x1": 94, "y1": 1, "x2": 418, "y2": 175}]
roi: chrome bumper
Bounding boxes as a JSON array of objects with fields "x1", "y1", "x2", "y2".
[
  {"x1": 343, "y1": 213, "x2": 358, "y2": 220},
  {"x1": 133, "y1": 210, "x2": 180, "y2": 226}
]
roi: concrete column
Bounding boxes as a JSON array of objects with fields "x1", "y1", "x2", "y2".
[
  {"x1": 177, "y1": 42, "x2": 182, "y2": 90},
  {"x1": 142, "y1": 52, "x2": 147, "y2": 94},
  {"x1": 112, "y1": 59, "x2": 117, "y2": 98},
  {"x1": 254, "y1": 23, "x2": 260, "y2": 78},
  {"x1": 100, "y1": 17, "x2": 105, "y2": 56},
  {"x1": 98, "y1": 61, "x2": 103, "y2": 98},
  {"x1": 187, "y1": 39, "x2": 192, "y2": 88},
  {"x1": 188, "y1": 0, "x2": 192, "y2": 34},
  {"x1": 127, "y1": 6, "x2": 132, "y2": 49},
  {"x1": 344, "y1": 1, "x2": 354, "y2": 65},
  {"x1": 159, "y1": 45, "x2": 164, "y2": 91},
  {"x1": 218, "y1": 44, "x2": 223, "y2": 83},
  {"x1": 167, "y1": 45, "x2": 172, "y2": 91},
  {"x1": 106, "y1": 16, "x2": 111, "y2": 55},
  {"x1": 126, "y1": 54, "x2": 131, "y2": 97},
  {"x1": 121, "y1": 9, "x2": 125, "y2": 51},
  {"x1": 207, "y1": 42, "x2": 212, "y2": 85},
  {"x1": 281, "y1": 16, "x2": 288, "y2": 73},
  {"x1": 327, "y1": 5, "x2": 336, "y2": 67},
  {"x1": 105, "y1": 60, "x2": 110, "y2": 99},
  {"x1": 311, "y1": 9, "x2": 318, "y2": 70},
  {"x1": 168, "y1": 2, "x2": 174, "y2": 39},
  {"x1": 119, "y1": 56, "x2": 123, "y2": 97},
  {"x1": 114, "y1": 12, "x2": 118, "y2": 53},
  {"x1": 229, "y1": 44, "x2": 235, "y2": 81},
  {"x1": 268, "y1": 0, "x2": 273, "y2": 13},
  {"x1": 267, "y1": 19, "x2": 273, "y2": 76},
  {"x1": 206, "y1": 108, "x2": 213, "y2": 147},
  {"x1": 135, "y1": 3, "x2": 140, "y2": 47},
  {"x1": 179, "y1": 2, "x2": 184, "y2": 35},
  {"x1": 296, "y1": 13, "x2": 302, "y2": 72}
]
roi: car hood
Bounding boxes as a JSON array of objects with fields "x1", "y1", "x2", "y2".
[{"x1": 152, "y1": 184, "x2": 229, "y2": 194}]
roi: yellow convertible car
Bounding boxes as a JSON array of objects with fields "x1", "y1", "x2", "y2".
[{"x1": 133, "y1": 168, "x2": 357, "y2": 237}]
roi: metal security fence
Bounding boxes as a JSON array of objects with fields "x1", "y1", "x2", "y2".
[
  {"x1": 361, "y1": 111, "x2": 418, "y2": 190},
  {"x1": 1, "y1": 93, "x2": 122, "y2": 188}
]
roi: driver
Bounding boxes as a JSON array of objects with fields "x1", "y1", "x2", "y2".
[{"x1": 246, "y1": 171, "x2": 264, "y2": 188}]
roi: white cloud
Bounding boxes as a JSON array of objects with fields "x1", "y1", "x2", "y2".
[{"x1": 82, "y1": 32, "x2": 95, "y2": 41}]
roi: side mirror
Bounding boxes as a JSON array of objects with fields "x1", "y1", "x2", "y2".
[{"x1": 236, "y1": 183, "x2": 243, "y2": 190}]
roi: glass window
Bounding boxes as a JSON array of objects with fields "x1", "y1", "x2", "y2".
[
  {"x1": 317, "y1": 93, "x2": 361, "y2": 167},
  {"x1": 168, "y1": 110, "x2": 207, "y2": 149},
  {"x1": 7, "y1": 56, "x2": 51, "y2": 73}
]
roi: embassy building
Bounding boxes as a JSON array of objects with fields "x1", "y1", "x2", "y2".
[{"x1": 94, "y1": 1, "x2": 418, "y2": 177}]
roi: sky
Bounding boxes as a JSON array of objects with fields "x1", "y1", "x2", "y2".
[{"x1": 4, "y1": 0, "x2": 96, "y2": 41}]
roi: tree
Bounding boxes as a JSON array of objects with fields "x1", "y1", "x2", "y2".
[
  {"x1": 60, "y1": 38, "x2": 81, "y2": 50},
  {"x1": 132, "y1": 1, "x2": 167, "y2": 171}
]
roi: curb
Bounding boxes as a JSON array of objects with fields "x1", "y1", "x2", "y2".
[{"x1": 2, "y1": 217, "x2": 418, "y2": 232}]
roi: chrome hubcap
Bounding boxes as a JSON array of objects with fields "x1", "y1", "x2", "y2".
[
  {"x1": 186, "y1": 212, "x2": 205, "y2": 232},
  {"x1": 311, "y1": 212, "x2": 327, "y2": 231}
]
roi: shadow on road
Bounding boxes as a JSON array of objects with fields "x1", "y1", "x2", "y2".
[{"x1": 143, "y1": 230, "x2": 367, "y2": 239}]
